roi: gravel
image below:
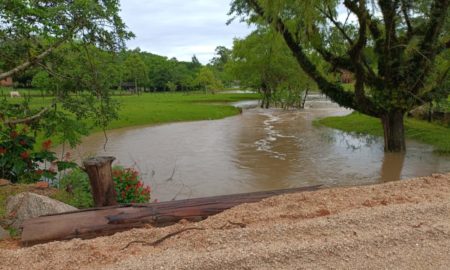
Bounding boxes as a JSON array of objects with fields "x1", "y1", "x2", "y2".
[{"x1": 1, "y1": 173, "x2": 449, "y2": 269}]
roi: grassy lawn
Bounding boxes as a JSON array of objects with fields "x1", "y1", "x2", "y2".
[
  {"x1": 315, "y1": 112, "x2": 450, "y2": 153},
  {"x1": 4, "y1": 91, "x2": 260, "y2": 135},
  {"x1": 105, "y1": 92, "x2": 259, "y2": 130}
]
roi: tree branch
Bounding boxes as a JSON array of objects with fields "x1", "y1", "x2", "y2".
[
  {"x1": 317, "y1": 5, "x2": 354, "y2": 46},
  {"x1": 0, "y1": 36, "x2": 70, "y2": 81},
  {"x1": 401, "y1": 0, "x2": 413, "y2": 38},
  {"x1": 409, "y1": 0, "x2": 449, "y2": 94},
  {"x1": 2, "y1": 101, "x2": 56, "y2": 126}
]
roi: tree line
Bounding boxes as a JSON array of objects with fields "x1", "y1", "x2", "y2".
[{"x1": 10, "y1": 46, "x2": 226, "y2": 94}]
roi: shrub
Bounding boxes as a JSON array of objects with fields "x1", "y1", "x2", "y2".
[
  {"x1": 112, "y1": 166, "x2": 151, "y2": 203},
  {"x1": 54, "y1": 168, "x2": 94, "y2": 208},
  {"x1": 54, "y1": 166, "x2": 151, "y2": 207},
  {"x1": 0, "y1": 125, "x2": 77, "y2": 183}
]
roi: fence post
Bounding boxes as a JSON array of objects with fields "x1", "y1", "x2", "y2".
[{"x1": 83, "y1": 156, "x2": 118, "y2": 207}]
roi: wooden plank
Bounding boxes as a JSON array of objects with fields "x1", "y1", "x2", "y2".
[{"x1": 21, "y1": 185, "x2": 321, "y2": 246}]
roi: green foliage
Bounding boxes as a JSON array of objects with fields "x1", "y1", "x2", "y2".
[
  {"x1": 54, "y1": 168, "x2": 94, "y2": 209},
  {"x1": 316, "y1": 112, "x2": 450, "y2": 154},
  {"x1": 0, "y1": 120, "x2": 77, "y2": 183},
  {"x1": 0, "y1": 0, "x2": 131, "y2": 167},
  {"x1": 112, "y1": 166, "x2": 150, "y2": 203},
  {"x1": 227, "y1": 27, "x2": 313, "y2": 108},
  {"x1": 195, "y1": 67, "x2": 223, "y2": 93}
]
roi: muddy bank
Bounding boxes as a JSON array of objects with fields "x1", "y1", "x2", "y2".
[{"x1": 1, "y1": 173, "x2": 449, "y2": 269}]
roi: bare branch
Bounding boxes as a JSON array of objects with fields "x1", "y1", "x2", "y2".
[{"x1": 121, "y1": 227, "x2": 205, "y2": 250}]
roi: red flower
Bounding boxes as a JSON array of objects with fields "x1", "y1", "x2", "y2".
[
  {"x1": 20, "y1": 151, "x2": 29, "y2": 159},
  {"x1": 36, "y1": 170, "x2": 44, "y2": 175},
  {"x1": 42, "y1": 139, "x2": 52, "y2": 150},
  {"x1": 19, "y1": 140, "x2": 27, "y2": 146},
  {"x1": 0, "y1": 147, "x2": 6, "y2": 155}
]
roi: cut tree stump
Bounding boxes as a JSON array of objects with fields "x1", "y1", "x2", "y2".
[
  {"x1": 20, "y1": 185, "x2": 321, "y2": 246},
  {"x1": 83, "y1": 156, "x2": 118, "y2": 207}
]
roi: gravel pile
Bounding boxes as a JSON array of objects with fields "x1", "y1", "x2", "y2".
[{"x1": 1, "y1": 173, "x2": 449, "y2": 269}]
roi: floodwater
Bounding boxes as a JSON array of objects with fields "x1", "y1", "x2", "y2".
[{"x1": 59, "y1": 95, "x2": 450, "y2": 201}]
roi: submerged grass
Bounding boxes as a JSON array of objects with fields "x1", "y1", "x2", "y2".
[{"x1": 315, "y1": 112, "x2": 450, "y2": 153}]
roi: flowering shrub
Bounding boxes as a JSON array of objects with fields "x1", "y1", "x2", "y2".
[
  {"x1": 112, "y1": 166, "x2": 151, "y2": 203},
  {"x1": 0, "y1": 125, "x2": 77, "y2": 183}
]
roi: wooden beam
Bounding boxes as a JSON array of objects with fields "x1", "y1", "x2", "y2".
[{"x1": 20, "y1": 185, "x2": 321, "y2": 246}]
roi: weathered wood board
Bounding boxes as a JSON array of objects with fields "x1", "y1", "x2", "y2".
[{"x1": 21, "y1": 185, "x2": 321, "y2": 246}]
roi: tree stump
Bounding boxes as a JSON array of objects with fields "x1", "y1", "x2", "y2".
[{"x1": 83, "y1": 156, "x2": 118, "y2": 207}]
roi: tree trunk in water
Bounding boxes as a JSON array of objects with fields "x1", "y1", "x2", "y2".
[{"x1": 381, "y1": 110, "x2": 406, "y2": 152}]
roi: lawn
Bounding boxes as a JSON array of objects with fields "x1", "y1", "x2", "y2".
[
  {"x1": 4, "y1": 91, "x2": 260, "y2": 134},
  {"x1": 315, "y1": 112, "x2": 450, "y2": 153},
  {"x1": 105, "y1": 92, "x2": 260, "y2": 130}
]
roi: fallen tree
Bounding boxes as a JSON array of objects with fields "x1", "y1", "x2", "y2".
[{"x1": 20, "y1": 185, "x2": 320, "y2": 246}]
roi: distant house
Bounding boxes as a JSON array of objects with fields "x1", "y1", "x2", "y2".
[
  {"x1": 120, "y1": 82, "x2": 136, "y2": 91},
  {"x1": 0, "y1": 76, "x2": 13, "y2": 87}
]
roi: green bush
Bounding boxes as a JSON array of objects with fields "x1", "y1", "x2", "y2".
[
  {"x1": 0, "y1": 126, "x2": 77, "y2": 183},
  {"x1": 54, "y1": 166, "x2": 151, "y2": 208},
  {"x1": 112, "y1": 166, "x2": 151, "y2": 203},
  {"x1": 54, "y1": 168, "x2": 94, "y2": 208}
]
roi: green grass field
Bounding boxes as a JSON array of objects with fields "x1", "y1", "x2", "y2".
[
  {"x1": 4, "y1": 91, "x2": 260, "y2": 133},
  {"x1": 315, "y1": 112, "x2": 450, "y2": 153},
  {"x1": 106, "y1": 92, "x2": 259, "y2": 130}
]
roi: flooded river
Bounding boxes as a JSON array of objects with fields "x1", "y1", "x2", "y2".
[{"x1": 60, "y1": 95, "x2": 450, "y2": 201}]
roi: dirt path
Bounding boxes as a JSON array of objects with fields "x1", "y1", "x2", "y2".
[{"x1": 1, "y1": 173, "x2": 449, "y2": 269}]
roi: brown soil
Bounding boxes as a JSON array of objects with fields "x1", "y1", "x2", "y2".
[{"x1": 1, "y1": 173, "x2": 449, "y2": 270}]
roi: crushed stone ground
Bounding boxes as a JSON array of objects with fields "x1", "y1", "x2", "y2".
[{"x1": 1, "y1": 173, "x2": 449, "y2": 269}]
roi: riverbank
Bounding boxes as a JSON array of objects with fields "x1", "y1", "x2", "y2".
[
  {"x1": 1, "y1": 173, "x2": 449, "y2": 269},
  {"x1": 315, "y1": 112, "x2": 450, "y2": 153}
]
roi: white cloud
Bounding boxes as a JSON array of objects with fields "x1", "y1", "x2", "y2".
[{"x1": 119, "y1": 0, "x2": 254, "y2": 63}]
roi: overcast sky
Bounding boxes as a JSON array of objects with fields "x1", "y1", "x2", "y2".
[{"x1": 119, "y1": 0, "x2": 254, "y2": 64}]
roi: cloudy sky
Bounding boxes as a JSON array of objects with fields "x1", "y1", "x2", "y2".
[{"x1": 119, "y1": 0, "x2": 254, "y2": 64}]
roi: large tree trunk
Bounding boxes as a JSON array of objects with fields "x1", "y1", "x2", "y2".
[
  {"x1": 381, "y1": 110, "x2": 406, "y2": 152},
  {"x1": 20, "y1": 184, "x2": 321, "y2": 246}
]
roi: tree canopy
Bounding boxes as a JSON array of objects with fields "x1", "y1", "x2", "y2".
[
  {"x1": 229, "y1": 0, "x2": 450, "y2": 152},
  {"x1": 227, "y1": 27, "x2": 314, "y2": 108}
]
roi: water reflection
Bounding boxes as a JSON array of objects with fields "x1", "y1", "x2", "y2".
[
  {"x1": 380, "y1": 153, "x2": 406, "y2": 182},
  {"x1": 56, "y1": 96, "x2": 450, "y2": 201}
]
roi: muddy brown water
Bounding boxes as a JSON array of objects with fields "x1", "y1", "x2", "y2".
[{"x1": 57, "y1": 95, "x2": 450, "y2": 201}]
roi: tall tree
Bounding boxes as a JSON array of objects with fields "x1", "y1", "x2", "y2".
[
  {"x1": 195, "y1": 67, "x2": 223, "y2": 93},
  {"x1": 227, "y1": 27, "x2": 313, "y2": 108},
  {"x1": 230, "y1": 0, "x2": 450, "y2": 152},
  {"x1": 0, "y1": 1, "x2": 131, "y2": 145},
  {"x1": 123, "y1": 49, "x2": 148, "y2": 94}
]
